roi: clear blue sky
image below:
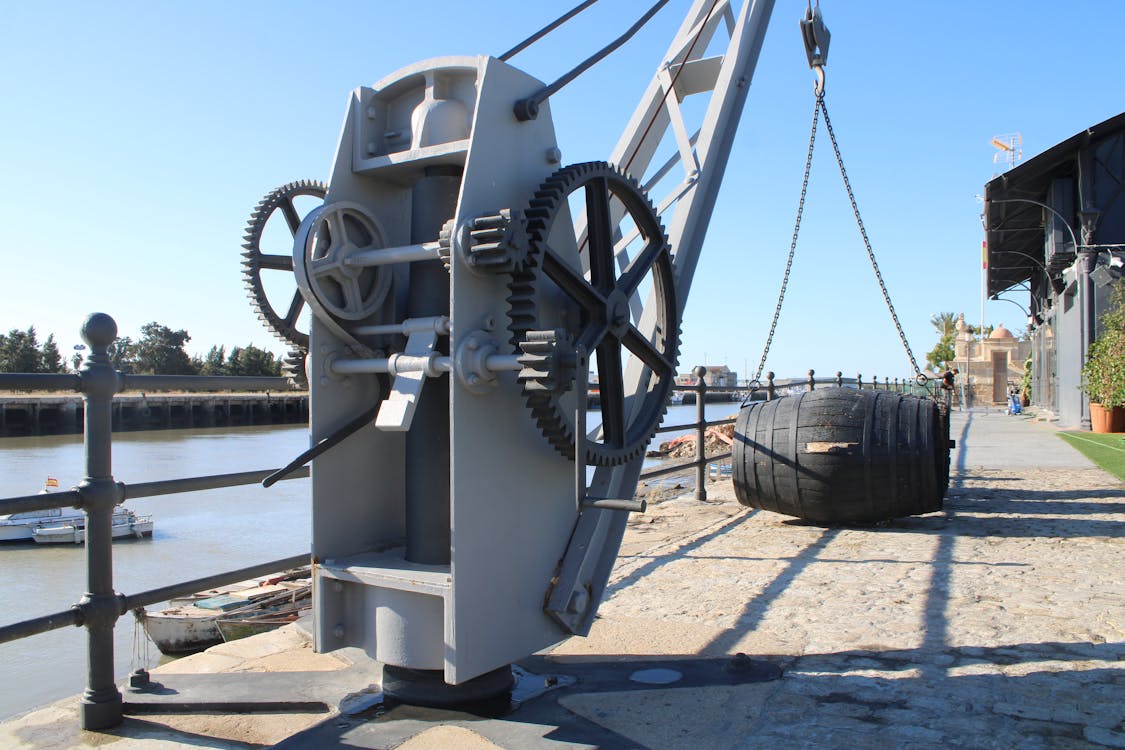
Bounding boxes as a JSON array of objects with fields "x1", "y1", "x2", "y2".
[{"x1": 2, "y1": 1, "x2": 1121, "y2": 380}]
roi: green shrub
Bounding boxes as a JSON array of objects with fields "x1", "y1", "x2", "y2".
[{"x1": 1082, "y1": 282, "x2": 1125, "y2": 407}]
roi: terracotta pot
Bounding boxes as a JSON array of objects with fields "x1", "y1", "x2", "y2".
[
  {"x1": 1090, "y1": 403, "x2": 1113, "y2": 433},
  {"x1": 1111, "y1": 406, "x2": 1125, "y2": 433}
]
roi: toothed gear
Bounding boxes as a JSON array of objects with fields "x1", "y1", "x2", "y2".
[
  {"x1": 242, "y1": 180, "x2": 328, "y2": 349},
  {"x1": 282, "y1": 347, "x2": 308, "y2": 389},
  {"x1": 467, "y1": 209, "x2": 530, "y2": 272},
  {"x1": 517, "y1": 329, "x2": 577, "y2": 395},
  {"x1": 438, "y1": 219, "x2": 456, "y2": 270},
  {"x1": 508, "y1": 162, "x2": 679, "y2": 467}
]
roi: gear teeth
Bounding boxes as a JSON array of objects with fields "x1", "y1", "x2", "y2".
[
  {"x1": 241, "y1": 180, "x2": 327, "y2": 350},
  {"x1": 282, "y1": 347, "x2": 308, "y2": 389},
  {"x1": 517, "y1": 329, "x2": 576, "y2": 395},
  {"x1": 507, "y1": 162, "x2": 679, "y2": 467}
]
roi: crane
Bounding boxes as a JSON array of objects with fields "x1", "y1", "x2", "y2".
[{"x1": 241, "y1": 0, "x2": 788, "y2": 703}]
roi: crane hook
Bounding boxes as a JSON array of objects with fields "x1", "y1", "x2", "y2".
[{"x1": 800, "y1": 0, "x2": 830, "y2": 95}]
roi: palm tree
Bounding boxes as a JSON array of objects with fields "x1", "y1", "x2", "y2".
[{"x1": 926, "y1": 312, "x2": 958, "y2": 371}]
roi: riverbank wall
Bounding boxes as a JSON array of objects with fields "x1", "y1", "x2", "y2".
[{"x1": 0, "y1": 393, "x2": 309, "y2": 437}]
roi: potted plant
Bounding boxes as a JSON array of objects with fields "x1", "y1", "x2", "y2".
[{"x1": 1081, "y1": 281, "x2": 1125, "y2": 432}]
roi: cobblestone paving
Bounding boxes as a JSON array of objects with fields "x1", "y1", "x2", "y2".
[{"x1": 563, "y1": 458, "x2": 1125, "y2": 748}]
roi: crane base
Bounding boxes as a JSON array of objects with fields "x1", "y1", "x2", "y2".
[{"x1": 381, "y1": 665, "x2": 514, "y2": 708}]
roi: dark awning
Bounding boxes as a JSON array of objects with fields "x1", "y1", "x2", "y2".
[{"x1": 983, "y1": 111, "x2": 1125, "y2": 297}]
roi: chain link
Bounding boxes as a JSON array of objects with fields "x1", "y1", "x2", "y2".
[
  {"x1": 752, "y1": 94, "x2": 820, "y2": 384},
  {"x1": 819, "y1": 95, "x2": 923, "y2": 378}
]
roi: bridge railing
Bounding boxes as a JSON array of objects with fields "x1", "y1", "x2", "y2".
[{"x1": 0, "y1": 313, "x2": 309, "y2": 730}]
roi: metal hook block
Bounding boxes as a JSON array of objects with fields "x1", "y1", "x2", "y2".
[{"x1": 800, "y1": 3, "x2": 830, "y2": 69}]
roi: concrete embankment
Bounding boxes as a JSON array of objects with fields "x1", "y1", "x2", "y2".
[
  {"x1": 0, "y1": 392, "x2": 308, "y2": 437},
  {"x1": 2, "y1": 408, "x2": 1122, "y2": 748}
]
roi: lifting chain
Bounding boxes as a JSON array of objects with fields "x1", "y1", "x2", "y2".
[
  {"x1": 752, "y1": 55, "x2": 926, "y2": 387},
  {"x1": 751, "y1": 93, "x2": 820, "y2": 386},
  {"x1": 819, "y1": 93, "x2": 925, "y2": 381}
]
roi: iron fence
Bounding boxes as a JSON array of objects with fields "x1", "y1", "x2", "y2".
[
  {"x1": 0, "y1": 313, "x2": 308, "y2": 730},
  {"x1": 0, "y1": 314, "x2": 929, "y2": 730}
]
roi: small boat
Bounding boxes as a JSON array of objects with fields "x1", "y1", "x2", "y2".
[
  {"x1": 0, "y1": 478, "x2": 154, "y2": 544},
  {"x1": 139, "y1": 569, "x2": 311, "y2": 655}
]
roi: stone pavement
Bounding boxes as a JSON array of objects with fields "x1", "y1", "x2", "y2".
[{"x1": 3, "y1": 408, "x2": 1123, "y2": 748}]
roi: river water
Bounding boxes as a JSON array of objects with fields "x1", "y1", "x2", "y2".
[{"x1": 0, "y1": 402, "x2": 739, "y2": 719}]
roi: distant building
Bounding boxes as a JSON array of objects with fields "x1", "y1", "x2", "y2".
[
  {"x1": 676, "y1": 365, "x2": 738, "y2": 388},
  {"x1": 983, "y1": 111, "x2": 1125, "y2": 428},
  {"x1": 950, "y1": 316, "x2": 1030, "y2": 406}
]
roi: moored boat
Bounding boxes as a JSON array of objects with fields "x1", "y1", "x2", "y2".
[
  {"x1": 0, "y1": 478, "x2": 154, "y2": 544},
  {"x1": 138, "y1": 568, "x2": 311, "y2": 655}
]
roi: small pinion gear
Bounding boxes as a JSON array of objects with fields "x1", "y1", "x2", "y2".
[
  {"x1": 242, "y1": 180, "x2": 328, "y2": 350},
  {"x1": 508, "y1": 162, "x2": 680, "y2": 467}
]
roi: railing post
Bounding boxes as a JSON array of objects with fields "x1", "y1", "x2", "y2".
[
  {"x1": 693, "y1": 366, "x2": 707, "y2": 502},
  {"x1": 857, "y1": 373, "x2": 862, "y2": 390},
  {"x1": 76, "y1": 313, "x2": 126, "y2": 730},
  {"x1": 873, "y1": 375, "x2": 878, "y2": 390},
  {"x1": 835, "y1": 371, "x2": 843, "y2": 388},
  {"x1": 885, "y1": 376, "x2": 890, "y2": 390},
  {"x1": 766, "y1": 372, "x2": 775, "y2": 401},
  {"x1": 894, "y1": 377, "x2": 899, "y2": 393},
  {"x1": 807, "y1": 369, "x2": 815, "y2": 391}
]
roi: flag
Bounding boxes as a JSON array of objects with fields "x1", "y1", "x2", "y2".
[
  {"x1": 982, "y1": 240, "x2": 988, "y2": 270},
  {"x1": 45, "y1": 477, "x2": 59, "y2": 488}
]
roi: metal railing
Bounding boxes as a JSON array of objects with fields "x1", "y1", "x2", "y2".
[
  {"x1": 0, "y1": 315, "x2": 933, "y2": 729},
  {"x1": 0, "y1": 313, "x2": 310, "y2": 730}
]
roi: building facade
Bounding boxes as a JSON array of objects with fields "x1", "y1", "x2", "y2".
[
  {"x1": 950, "y1": 317, "x2": 1031, "y2": 406},
  {"x1": 984, "y1": 112, "x2": 1125, "y2": 429}
]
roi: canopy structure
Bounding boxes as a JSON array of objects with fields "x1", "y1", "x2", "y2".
[{"x1": 983, "y1": 111, "x2": 1125, "y2": 297}]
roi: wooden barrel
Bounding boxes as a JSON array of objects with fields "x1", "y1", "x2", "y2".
[{"x1": 733, "y1": 389, "x2": 950, "y2": 523}]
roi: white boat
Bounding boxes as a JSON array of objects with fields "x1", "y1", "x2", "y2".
[{"x1": 0, "y1": 478, "x2": 154, "y2": 544}]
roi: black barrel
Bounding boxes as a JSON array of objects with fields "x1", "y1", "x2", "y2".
[{"x1": 733, "y1": 389, "x2": 950, "y2": 523}]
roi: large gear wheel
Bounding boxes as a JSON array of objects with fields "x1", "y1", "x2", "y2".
[
  {"x1": 242, "y1": 180, "x2": 327, "y2": 350},
  {"x1": 509, "y1": 162, "x2": 679, "y2": 467}
]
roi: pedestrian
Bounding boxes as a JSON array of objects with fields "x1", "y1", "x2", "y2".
[{"x1": 940, "y1": 368, "x2": 958, "y2": 390}]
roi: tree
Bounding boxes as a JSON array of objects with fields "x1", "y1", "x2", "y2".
[
  {"x1": 130, "y1": 323, "x2": 196, "y2": 375},
  {"x1": 925, "y1": 313, "x2": 957, "y2": 371},
  {"x1": 225, "y1": 345, "x2": 281, "y2": 377},
  {"x1": 0, "y1": 327, "x2": 44, "y2": 373},
  {"x1": 109, "y1": 336, "x2": 135, "y2": 373},
  {"x1": 199, "y1": 345, "x2": 227, "y2": 376},
  {"x1": 39, "y1": 334, "x2": 64, "y2": 373}
]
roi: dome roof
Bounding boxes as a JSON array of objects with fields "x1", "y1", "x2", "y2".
[{"x1": 989, "y1": 323, "x2": 1014, "y2": 339}]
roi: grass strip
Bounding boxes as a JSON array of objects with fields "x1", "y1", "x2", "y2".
[{"x1": 1058, "y1": 431, "x2": 1125, "y2": 481}]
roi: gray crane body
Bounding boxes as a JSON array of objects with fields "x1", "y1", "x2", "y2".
[{"x1": 279, "y1": 0, "x2": 777, "y2": 690}]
